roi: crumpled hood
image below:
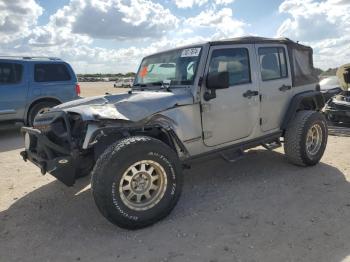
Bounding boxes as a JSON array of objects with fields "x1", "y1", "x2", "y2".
[{"x1": 55, "y1": 90, "x2": 194, "y2": 121}]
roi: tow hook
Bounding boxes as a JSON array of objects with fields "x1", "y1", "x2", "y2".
[
  {"x1": 40, "y1": 162, "x2": 47, "y2": 175},
  {"x1": 20, "y1": 151, "x2": 28, "y2": 162}
]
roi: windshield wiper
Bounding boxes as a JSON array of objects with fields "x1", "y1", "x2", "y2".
[{"x1": 133, "y1": 82, "x2": 163, "y2": 87}]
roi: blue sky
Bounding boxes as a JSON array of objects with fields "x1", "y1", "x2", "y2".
[{"x1": 0, "y1": 0, "x2": 349, "y2": 73}]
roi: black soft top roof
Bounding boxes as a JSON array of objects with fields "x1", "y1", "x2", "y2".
[{"x1": 209, "y1": 36, "x2": 311, "y2": 50}]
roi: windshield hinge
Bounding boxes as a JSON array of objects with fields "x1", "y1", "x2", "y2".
[
  {"x1": 203, "y1": 131, "x2": 213, "y2": 139},
  {"x1": 200, "y1": 103, "x2": 211, "y2": 113},
  {"x1": 198, "y1": 76, "x2": 203, "y2": 86}
]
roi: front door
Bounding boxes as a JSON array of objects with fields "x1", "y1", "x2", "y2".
[
  {"x1": 0, "y1": 62, "x2": 28, "y2": 122},
  {"x1": 255, "y1": 44, "x2": 293, "y2": 132},
  {"x1": 201, "y1": 45, "x2": 260, "y2": 147}
]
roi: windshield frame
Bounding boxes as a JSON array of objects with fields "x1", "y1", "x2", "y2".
[{"x1": 133, "y1": 45, "x2": 204, "y2": 90}]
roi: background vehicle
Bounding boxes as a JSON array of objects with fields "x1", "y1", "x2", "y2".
[
  {"x1": 113, "y1": 77, "x2": 134, "y2": 88},
  {"x1": 0, "y1": 56, "x2": 80, "y2": 126},
  {"x1": 21, "y1": 37, "x2": 327, "y2": 229},
  {"x1": 319, "y1": 76, "x2": 343, "y2": 101},
  {"x1": 323, "y1": 65, "x2": 350, "y2": 124}
]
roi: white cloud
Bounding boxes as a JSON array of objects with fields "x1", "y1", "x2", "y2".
[
  {"x1": 0, "y1": 0, "x2": 244, "y2": 73},
  {"x1": 174, "y1": 0, "x2": 234, "y2": 9},
  {"x1": 277, "y1": 0, "x2": 350, "y2": 69},
  {"x1": 28, "y1": 0, "x2": 179, "y2": 47},
  {"x1": 185, "y1": 7, "x2": 246, "y2": 39},
  {"x1": 0, "y1": 0, "x2": 43, "y2": 43},
  {"x1": 215, "y1": 0, "x2": 234, "y2": 5},
  {"x1": 174, "y1": 0, "x2": 208, "y2": 8}
]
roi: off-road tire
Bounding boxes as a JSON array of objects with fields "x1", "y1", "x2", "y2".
[
  {"x1": 284, "y1": 111, "x2": 328, "y2": 166},
  {"x1": 91, "y1": 136, "x2": 183, "y2": 229},
  {"x1": 28, "y1": 101, "x2": 59, "y2": 126}
]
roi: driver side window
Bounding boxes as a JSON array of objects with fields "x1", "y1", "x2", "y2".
[{"x1": 209, "y1": 48, "x2": 251, "y2": 86}]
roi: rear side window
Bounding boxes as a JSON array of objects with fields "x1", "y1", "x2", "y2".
[
  {"x1": 0, "y1": 63, "x2": 23, "y2": 84},
  {"x1": 34, "y1": 63, "x2": 71, "y2": 82},
  {"x1": 209, "y1": 48, "x2": 251, "y2": 86},
  {"x1": 259, "y1": 47, "x2": 288, "y2": 81}
]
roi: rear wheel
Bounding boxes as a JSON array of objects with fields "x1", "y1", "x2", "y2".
[
  {"x1": 91, "y1": 136, "x2": 183, "y2": 229},
  {"x1": 284, "y1": 111, "x2": 328, "y2": 166},
  {"x1": 28, "y1": 101, "x2": 59, "y2": 126}
]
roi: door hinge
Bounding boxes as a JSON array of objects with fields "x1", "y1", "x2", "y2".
[
  {"x1": 198, "y1": 76, "x2": 203, "y2": 86},
  {"x1": 203, "y1": 131, "x2": 213, "y2": 139},
  {"x1": 259, "y1": 118, "x2": 262, "y2": 125},
  {"x1": 259, "y1": 94, "x2": 262, "y2": 102},
  {"x1": 200, "y1": 103, "x2": 211, "y2": 113}
]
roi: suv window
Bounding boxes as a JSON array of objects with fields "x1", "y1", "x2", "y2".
[
  {"x1": 34, "y1": 63, "x2": 71, "y2": 82},
  {"x1": 209, "y1": 48, "x2": 251, "y2": 86},
  {"x1": 259, "y1": 47, "x2": 288, "y2": 81},
  {"x1": 0, "y1": 62, "x2": 23, "y2": 84}
]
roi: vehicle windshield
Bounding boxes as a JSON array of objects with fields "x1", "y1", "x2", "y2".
[{"x1": 134, "y1": 47, "x2": 202, "y2": 88}]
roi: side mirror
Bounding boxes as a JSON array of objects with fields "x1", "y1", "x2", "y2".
[
  {"x1": 344, "y1": 72, "x2": 350, "y2": 84},
  {"x1": 206, "y1": 71, "x2": 230, "y2": 90},
  {"x1": 204, "y1": 71, "x2": 229, "y2": 101}
]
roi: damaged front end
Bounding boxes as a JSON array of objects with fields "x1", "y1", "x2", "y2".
[
  {"x1": 20, "y1": 110, "x2": 93, "y2": 186},
  {"x1": 324, "y1": 91, "x2": 350, "y2": 124},
  {"x1": 20, "y1": 90, "x2": 194, "y2": 186}
]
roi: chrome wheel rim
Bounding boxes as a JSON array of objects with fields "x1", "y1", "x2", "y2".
[
  {"x1": 306, "y1": 124, "x2": 323, "y2": 157},
  {"x1": 119, "y1": 160, "x2": 167, "y2": 211}
]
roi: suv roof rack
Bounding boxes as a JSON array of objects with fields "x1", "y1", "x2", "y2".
[{"x1": 0, "y1": 56, "x2": 62, "y2": 61}]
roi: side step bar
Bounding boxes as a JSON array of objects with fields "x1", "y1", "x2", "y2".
[
  {"x1": 261, "y1": 139, "x2": 282, "y2": 151},
  {"x1": 221, "y1": 139, "x2": 282, "y2": 163}
]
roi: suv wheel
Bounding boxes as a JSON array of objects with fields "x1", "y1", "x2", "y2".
[
  {"x1": 91, "y1": 136, "x2": 183, "y2": 229},
  {"x1": 284, "y1": 111, "x2": 328, "y2": 166},
  {"x1": 28, "y1": 101, "x2": 59, "y2": 126}
]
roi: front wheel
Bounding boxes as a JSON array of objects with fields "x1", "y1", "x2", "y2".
[
  {"x1": 91, "y1": 136, "x2": 183, "y2": 229},
  {"x1": 284, "y1": 111, "x2": 328, "y2": 166}
]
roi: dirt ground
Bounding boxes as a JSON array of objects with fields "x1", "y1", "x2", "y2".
[{"x1": 1, "y1": 82, "x2": 350, "y2": 262}]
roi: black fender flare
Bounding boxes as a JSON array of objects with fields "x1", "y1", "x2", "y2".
[
  {"x1": 145, "y1": 115, "x2": 190, "y2": 158},
  {"x1": 281, "y1": 90, "x2": 325, "y2": 130}
]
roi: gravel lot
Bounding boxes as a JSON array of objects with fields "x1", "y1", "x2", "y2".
[{"x1": 1, "y1": 82, "x2": 350, "y2": 262}]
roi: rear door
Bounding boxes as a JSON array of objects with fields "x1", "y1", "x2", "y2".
[
  {"x1": 255, "y1": 44, "x2": 293, "y2": 132},
  {"x1": 31, "y1": 62, "x2": 78, "y2": 103},
  {"x1": 201, "y1": 44, "x2": 260, "y2": 147},
  {"x1": 0, "y1": 61, "x2": 28, "y2": 121}
]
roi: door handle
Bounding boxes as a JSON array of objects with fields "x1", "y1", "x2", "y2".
[
  {"x1": 279, "y1": 85, "x2": 292, "y2": 92},
  {"x1": 243, "y1": 90, "x2": 259, "y2": 98}
]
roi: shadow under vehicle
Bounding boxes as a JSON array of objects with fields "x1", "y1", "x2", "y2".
[{"x1": 20, "y1": 37, "x2": 327, "y2": 229}]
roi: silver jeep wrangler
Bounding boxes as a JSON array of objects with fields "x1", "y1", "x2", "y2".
[{"x1": 21, "y1": 37, "x2": 327, "y2": 229}]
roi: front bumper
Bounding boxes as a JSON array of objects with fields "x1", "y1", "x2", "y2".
[
  {"x1": 324, "y1": 98, "x2": 350, "y2": 123},
  {"x1": 324, "y1": 108, "x2": 350, "y2": 123},
  {"x1": 20, "y1": 118, "x2": 78, "y2": 186}
]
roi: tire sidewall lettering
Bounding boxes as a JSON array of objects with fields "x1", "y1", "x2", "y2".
[
  {"x1": 148, "y1": 151, "x2": 177, "y2": 196},
  {"x1": 111, "y1": 182, "x2": 139, "y2": 221}
]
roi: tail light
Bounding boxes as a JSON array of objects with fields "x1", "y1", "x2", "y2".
[{"x1": 75, "y1": 83, "x2": 81, "y2": 96}]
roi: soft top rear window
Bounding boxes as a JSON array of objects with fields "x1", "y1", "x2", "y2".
[
  {"x1": 34, "y1": 63, "x2": 71, "y2": 82},
  {"x1": 287, "y1": 45, "x2": 319, "y2": 86}
]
